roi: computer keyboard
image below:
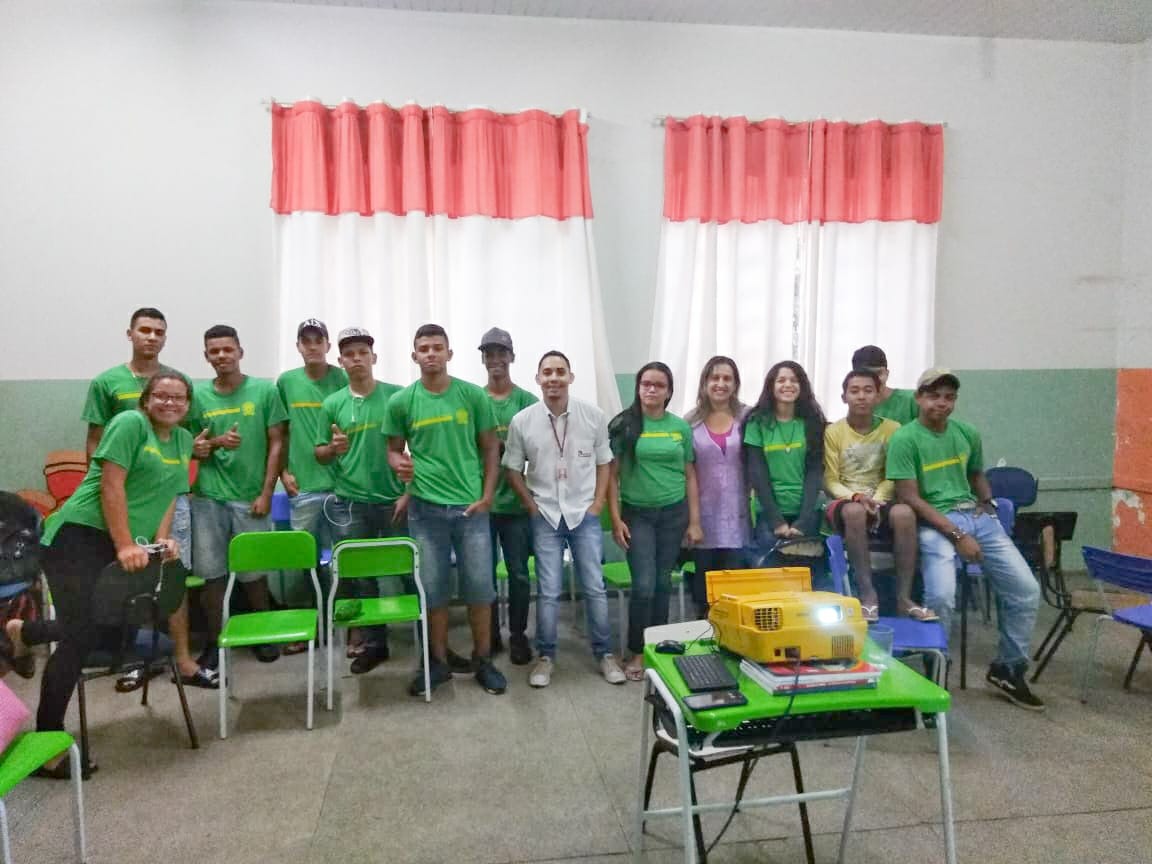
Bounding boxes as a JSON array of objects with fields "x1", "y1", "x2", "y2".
[{"x1": 674, "y1": 653, "x2": 738, "y2": 692}]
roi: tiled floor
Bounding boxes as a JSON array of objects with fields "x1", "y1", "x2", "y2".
[{"x1": 6, "y1": 596, "x2": 1151, "y2": 863}]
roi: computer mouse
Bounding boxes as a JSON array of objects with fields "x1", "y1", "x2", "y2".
[{"x1": 655, "y1": 639, "x2": 686, "y2": 655}]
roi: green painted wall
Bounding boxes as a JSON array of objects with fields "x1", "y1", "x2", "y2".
[
  {"x1": 615, "y1": 368, "x2": 1114, "y2": 568},
  {"x1": 4, "y1": 370, "x2": 1114, "y2": 567}
]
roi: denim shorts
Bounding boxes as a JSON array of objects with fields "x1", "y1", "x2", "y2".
[
  {"x1": 171, "y1": 494, "x2": 192, "y2": 569},
  {"x1": 407, "y1": 497, "x2": 494, "y2": 609},
  {"x1": 191, "y1": 497, "x2": 273, "y2": 583}
]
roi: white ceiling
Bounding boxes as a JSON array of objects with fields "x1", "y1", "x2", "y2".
[{"x1": 251, "y1": 0, "x2": 1152, "y2": 44}]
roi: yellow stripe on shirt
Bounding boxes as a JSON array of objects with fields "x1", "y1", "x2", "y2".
[
  {"x1": 763, "y1": 443, "x2": 801, "y2": 453},
  {"x1": 639, "y1": 431, "x2": 683, "y2": 441},
  {"x1": 347, "y1": 421, "x2": 379, "y2": 435},
  {"x1": 289, "y1": 401, "x2": 323, "y2": 409},
  {"x1": 117, "y1": 391, "x2": 142, "y2": 401},
  {"x1": 203, "y1": 407, "x2": 242, "y2": 419},
  {"x1": 412, "y1": 414, "x2": 454, "y2": 430},
  {"x1": 923, "y1": 456, "x2": 967, "y2": 472},
  {"x1": 143, "y1": 445, "x2": 183, "y2": 465}
]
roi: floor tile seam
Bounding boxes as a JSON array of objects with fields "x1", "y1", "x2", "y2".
[
  {"x1": 307, "y1": 738, "x2": 346, "y2": 851},
  {"x1": 564, "y1": 678, "x2": 635, "y2": 849}
]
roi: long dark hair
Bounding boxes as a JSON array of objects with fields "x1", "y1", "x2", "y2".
[
  {"x1": 609, "y1": 362, "x2": 674, "y2": 464},
  {"x1": 685, "y1": 355, "x2": 744, "y2": 426},
  {"x1": 746, "y1": 361, "x2": 826, "y2": 464}
]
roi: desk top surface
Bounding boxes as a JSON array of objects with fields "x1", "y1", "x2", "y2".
[{"x1": 644, "y1": 640, "x2": 951, "y2": 732}]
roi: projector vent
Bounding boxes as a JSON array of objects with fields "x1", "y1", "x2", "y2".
[
  {"x1": 753, "y1": 606, "x2": 782, "y2": 631},
  {"x1": 831, "y1": 635, "x2": 856, "y2": 658}
]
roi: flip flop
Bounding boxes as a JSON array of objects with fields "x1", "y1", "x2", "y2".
[
  {"x1": 904, "y1": 605, "x2": 940, "y2": 622},
  {"x1": 623, "y1": 662, "x2": 645, "y2": 682},
  {"x1": 282, "y1": 642, "x2": 308, "y2": 656},
  {"x1": 171, "y1": 667, "x2": 220, "y2": 689},
  {"x1": 861, "y1": 605, "x2": 880, "y2": 623}
]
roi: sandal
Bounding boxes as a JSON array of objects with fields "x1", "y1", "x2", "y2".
[
  {"x1": 861, "y1": 605, "x2": 880, "y2": 623},
  {"x1": 623, "y1": 659, "x2": 645, "y2": 682},
  {"x1": 282, "y1": 642, "x2": 308, "y2": 656},
  {"x1": 171, "y1": 667, "x2": 220, "y2": 689},
  {"x1": 114, "y1": 666, "x2": 163, "y2": 694},
  {"x1": 903, "y1": 605, "x2": 940, "y2": 622}
]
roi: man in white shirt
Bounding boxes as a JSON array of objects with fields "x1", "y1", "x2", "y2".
[{"x1": 503, "y1": 351, "x2": 625, "y2": 687}]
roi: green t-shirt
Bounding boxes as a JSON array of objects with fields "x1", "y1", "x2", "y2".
[
  {"x1": 743, "y1": 416, "x2": 807, "y2": 517},
  {"x1": 44, "y1": 410, "x2": 192, "y2": 545},
  {"x1": 614, "y1": 413, "x2": 694, "y2": 508},
  {"x1": 875, "y1": 388, "x2": 919, "y2": 426},
  {"x1": 489, "y1": 385, "x2": 539, "y2": 514},
  {"x1": 81, "y1": 363, "x2": 188, "y2": 426},
  {"x1": 885, "y1": 419, "x2": 983, "y2": 514},
  {"x1": 277, "y1": 365, "x2": 348, "y2": 494},
  {"x1": 382, "y1": 378, "x2": 497, "y2": 506},
  {"x1": 317, "y1": 382, "x2": 404, "y2": 504},
  {"x1": 191, "y1": 376, "x2": 288, "y2": 503}
]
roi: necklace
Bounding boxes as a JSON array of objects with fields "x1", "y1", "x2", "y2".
[{"x1": 775, "y1": 418, "x2": 801, "y2": 452}]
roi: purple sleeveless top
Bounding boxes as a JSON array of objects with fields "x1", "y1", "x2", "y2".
[{"x1": 692, "y1": 416, "x2": 751, "y2": 550}]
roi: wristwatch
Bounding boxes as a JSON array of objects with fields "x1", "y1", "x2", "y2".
[{"x1": 947, "y1": 528, "x2": 966, "y2": 543}]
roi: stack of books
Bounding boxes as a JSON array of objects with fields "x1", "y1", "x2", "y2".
[{"x1": 739, "y1": 657, "x2": 883, "y2": 695}]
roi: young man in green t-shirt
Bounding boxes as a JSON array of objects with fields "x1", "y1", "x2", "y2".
[
  {"x1": 887, "y1": 369, "x2": 1044, "y2": 711},
  {"x1": 82, "y1": 308, "x2": 212, "y2": 689},
  {"x1": 478, "y1": 327, "x2": 538, "y2": 665},
  {"x1": 276, "y1": 319, "x2": 347, "y2": 558},
  {"x1": 315, "y1": 328, "x2": 405, "y2": 675},
  {"x1": 383, "y1": 324, "x2": 505, "y2": 697},
  {"x1": 190, "y1": 325, "x2": 288, "y2": 668},
  {"x1": 851, "y1": 345, "x2": 919, "y2": 426}
]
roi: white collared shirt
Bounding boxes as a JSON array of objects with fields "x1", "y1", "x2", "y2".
[{"x1": 502, "y1": 397, "x2": 613, "y2": 530}]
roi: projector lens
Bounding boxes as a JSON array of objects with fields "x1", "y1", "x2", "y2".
[{"x1": 816, "y1": 605, "x2": 843, "y2": 624}]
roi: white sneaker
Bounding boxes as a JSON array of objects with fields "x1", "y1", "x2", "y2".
[
  {"x1": 600, "y1": 654, "x2": 627, "y2": 685},
  {"x1": 529, "y1": 656, "x2": 554, "y2": 688}
]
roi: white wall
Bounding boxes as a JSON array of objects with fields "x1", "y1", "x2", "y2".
[
  {"x1": 0, "y1": 0, "x2": 1140, "y2": 381},
  {"x1": 1119, "y1": 38, "x2": 1152, "y2": 369}
]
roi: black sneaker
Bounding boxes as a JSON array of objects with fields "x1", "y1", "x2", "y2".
[
  {"x1": 197, "y1": 647, "x2": 220, "y2": 671},
  {"x1": 472, "y1": 655, "x2": 507, "y2": 695},
  {"x1": 986, "y1": 663, "x2": 1045, "y2": 712},
  {"x1": 351, "y1": 641, "x2": 390, "y2": 674},
  {"x1": 253, "y1": 644, "x2": 281, "y2": 664},
  {"x1": 508, "y1": 632, "x2": 533, "y2": 666},
  {"x1": 408, "y1": 658, "x2": 452, "y2": 697},
  {"x1": 446, "y1": 649, "x2": 473, "y2": 674}
]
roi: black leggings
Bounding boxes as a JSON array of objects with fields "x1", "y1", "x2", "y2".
[{"x1": 27, "y1": 523, "x2": 118, "y2": 733}]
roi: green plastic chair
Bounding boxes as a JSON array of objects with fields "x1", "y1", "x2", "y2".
[
  {"x1": 0, "y1": 732, "x2": 86, "y2": 861},
  {"x1": 602, "y1": 561, "x2": 688, "y2": 656},
  {"x1": 326, "y1": 538, "x2": 429, "y2": 706},
  {"x1": 494, "y1": 555, "x2": 537, "y2": 632},
  {"x1": 218, "y1": 531, "x2": 322, "y2": 738}
]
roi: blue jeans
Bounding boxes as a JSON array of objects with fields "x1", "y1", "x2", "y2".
[
  {"x1": 289, "y1": 491, "x2": 333, "y2": 550},
  {"x1": 407, "y1": 498, "x2": 494, "y2": 610},
  {"x1": 191, "y1": 498, "x2": 273, "y2": 583},
  {"x1": 623, "y1": 500, "x2": 688, "y2": 654},
  {"x1": 327, "y1": 498, "x2": 408, "y2": 647},
  {"x1": 919, "y1": 510, "x2": 1040, "y2": 669},
  {"x1": 491, "y1": 513, "x2": 533, "y2": 636},
  {"x1": 533, "y1": 514, "x2": 612, "y2": 659},
  {"x1": 171, "y1": 494, "x2": 192, "y2": 569}
]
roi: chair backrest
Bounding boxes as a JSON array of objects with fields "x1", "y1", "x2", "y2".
[
  {"x1": 1082, "y1": 546, "x2": 1152, "y2": 595},
  {"x1": 993, "y1": 497, "x2": 1016, "y2": 535},
  {"x1": 228, "y1": 530, "x2": 317, "y2": 573},
  {"x1": 332, "y1": 537, "x2": 417, "y2": 580},
  {"x1": 986, "y1": 467, "x2": 1038, "y2": 508},
  {"x1": 43, "y1": 455, "x2": 87, "y2": 505}
]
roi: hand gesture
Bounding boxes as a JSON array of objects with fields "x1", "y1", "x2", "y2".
[
  {"x1": 219, "y1": 423, "x2": 242, "y2": 450},
  {"x1": 193, "y1": 428, "x2": 213, "y2": 459},
  {"x1": 329, "y1": 424, "x2": 349, "y2": 455}
]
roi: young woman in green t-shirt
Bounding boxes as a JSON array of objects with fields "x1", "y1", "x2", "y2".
[
  {"x1": 743, "y1": 361, "x2": 828, "y2": 580},
  {"x1": 608, "y1": 362, "x2": 703, "y2": 680},
  {"x1": 7, "y1": 373, "x2": 195, "y2": 778}
]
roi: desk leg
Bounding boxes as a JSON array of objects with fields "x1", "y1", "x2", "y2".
[
  {"x1": 936, "y1": 712, "x2": 957, "y2": 864},
  {"x1": 634, "y1": 676, "x2": 652, "y2": 862},
  {"x1": 836, "y1": 736, "x2": 868, "y2": 864}
]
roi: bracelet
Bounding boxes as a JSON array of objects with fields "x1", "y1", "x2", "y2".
[{"x1": 948, "y1": 528, "x2": 965, "y2": 542}]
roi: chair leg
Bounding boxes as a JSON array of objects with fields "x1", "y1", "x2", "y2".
[
  {"x1": 1032, "y1": 610, "x2": 1067, "y2": 662},
  {"x1": 1031, "y1": 613, "x2": 1078, "y2": 683},
  {"x1": 0, "y1": 798, "x2": 10, "y2": 864},
  {"x1": 641, "y1": 746, "x2": 662, "y2": 812},
  {"x1": 959, "y1": 572, "x2": 969, "y2": 690},
  {"x1": 76, "y1": 678, "x2": 91, "y2": 772},
  {"x1": 169, "y1": 659, "x2": 199, "y2": 750},
  {"x1": 69, "y1": 743, "x2": 87, "y2": 862},
  {"x1": 789, "y1": 745, "x2": 815, "y2": 864},
  {"x1": 687, "y1": 774, "x2": 707, "y2": 864},
  {"x1": 1122, "y1": 636, "x2": 1149, "y2": 691},
  {"x1": 306, "y1": 639, "x2": 315, "y2": 730},
  {"x1": 218, "y1": 647, "x2": 229, "y2": 739},
  {"x1": 1079, "y1": 615, "x2": 1108, "y2": 704},
  {"x1": 325, "y1": 618, "x2": 335, "y2": 712},
  {"x1": 141, "y1": 664, "x2": 151, "y2": 707}
]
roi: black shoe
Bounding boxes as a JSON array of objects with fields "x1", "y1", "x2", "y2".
[
  {"x1": 408, "y1": 658, "x2": 452, "y2": 697},
  {"x1": 509, "y1": 633, "x2": 533, "y2": 666},
  {"x1": 446, "y1": 649, "x2": 473, "y2": 674},
  {"x1": 351, "y1": 642, "x2": 389, "y2": 675},
  {"x1": 197, "y1": 647, "x2": 219, "y2": 671},
  {"x1": 171, "y1": 666, "x2": 220, "y2": 689},
  {"x1": 986, "y1": 663, "x2": 1045, "y2": 712},
  {"x1": 472, "y1": 655, "x2": 507, "y2": 695},
  {"x1": 253, "y1": 644, "x2": 281, "y2": 663}
]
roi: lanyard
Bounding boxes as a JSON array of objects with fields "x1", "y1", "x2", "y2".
[{"x1": 548, "y1": 413, "x2": 568, "y2": 457}]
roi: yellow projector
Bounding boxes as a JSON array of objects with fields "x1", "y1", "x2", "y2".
[{"x1": 705, "y1": 568, "x2": 866, "y2": 663}]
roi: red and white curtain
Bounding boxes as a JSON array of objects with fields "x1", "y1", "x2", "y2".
[
  {"x1": 272, "y1": 101, "x2": 620, "y2": 412},
  {"x1": 653, "y1": 116, "x2": 944, "y2": 415}
]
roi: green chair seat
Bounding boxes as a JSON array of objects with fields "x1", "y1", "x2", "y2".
[
  {"x1": 186, "y1": 575, "x2": 206, "y2": 589},
  {"x1": 219, "y1": 609, "x2": 317, "y2": 648},
  {"x1": 0, "y1": 732, "x2": 73, "y2": 797},
  {"x1": 332, "y1": 595, "x2": 421, "y2": 627},
  {"x1": 602, "y1": 562, "x2": 632, "y2": 589}
]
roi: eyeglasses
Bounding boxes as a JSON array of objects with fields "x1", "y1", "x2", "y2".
[
  {"x1": 639, "y1": 381, "x2": 667, "y2": 391},
  {"x1": 150, "y1": 394, "x2": 188, "y2": 405}
]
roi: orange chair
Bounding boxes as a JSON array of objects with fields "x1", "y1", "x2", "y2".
[
  {"x1": 14, "y1": 489, "x2": 55, "y2": 518},
  {"x1": 43, "y1": 450, "x2": 87, "y2": 507}
]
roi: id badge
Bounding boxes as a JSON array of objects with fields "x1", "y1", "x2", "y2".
[{"x1": 556, "y1": 465, "x2": 568, "y2": 481}]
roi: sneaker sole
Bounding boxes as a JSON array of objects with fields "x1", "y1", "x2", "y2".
[
  {"x1": 985, "y1": 679, "x2": 1046, "y2": 712},
  {"x1": 478, "y1": 681, "x2": 507, "y2": 694},
  {"x1": 529, "y1": 680, "x2": 550, "y2": 688}
]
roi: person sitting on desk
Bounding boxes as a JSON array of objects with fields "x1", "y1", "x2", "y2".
[{"x1": 886, "y1": 369, "x2": 1044, "y2": 711}]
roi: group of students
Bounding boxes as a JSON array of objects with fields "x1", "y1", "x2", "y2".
[{"x1": 9, "y1": 309, "x2": 1047, "y2": 777}]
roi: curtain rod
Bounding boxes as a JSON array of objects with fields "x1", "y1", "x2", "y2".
[
  {"x1": 653, "y1": 115, "x2": 948, "y2": 127},
  {"x1": 264, "y1": 98, "x2": 588, "y2": 124}
]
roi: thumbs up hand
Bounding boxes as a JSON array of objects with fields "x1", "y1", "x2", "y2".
[
  {"x1": 330, "y1": 423, "x2": 350, "y2": 455},
  {"x1": 192, "y1": 427, "x2": 213, "y2": 459},
  {"x1": 219, "y1": 423, "x2": 242, "y2": 450}
]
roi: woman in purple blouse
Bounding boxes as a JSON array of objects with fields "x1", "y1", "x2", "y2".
[{"x1": 684, "y1": 356, "x2": 751, "y2": 615}]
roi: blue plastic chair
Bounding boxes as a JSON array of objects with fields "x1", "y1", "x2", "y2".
[
  {"x1": 1078, "y1": 546, "x2": 1152, "y2": 703},
  {"x1": 827, "y1": 535, "x2": 948, "y2": 686}
]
